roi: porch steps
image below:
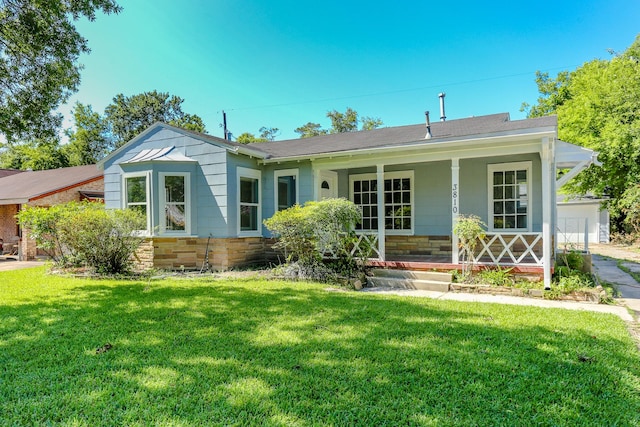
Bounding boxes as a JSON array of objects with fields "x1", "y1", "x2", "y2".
[{"x1": 367, "y1": 269, "x2": 452, "y2": 292}]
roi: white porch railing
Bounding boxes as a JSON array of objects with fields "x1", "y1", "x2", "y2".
[
  {"x1": 351, "y1": 233, "x2": 382, "y2": 259},
  {"x1": 319, "y1": 232, "x2": 381, "y2": 260},
  {"x1": 467, "y1": 232, "x2": 544, "y2": 266}
]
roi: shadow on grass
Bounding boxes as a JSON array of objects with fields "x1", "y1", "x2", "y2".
[{"x1": 1, "y1": 272, "x2": 639, "y2": 426}]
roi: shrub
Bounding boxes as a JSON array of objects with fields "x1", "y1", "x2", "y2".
[
  {"x1": 264, "y1": 198, "x2": 364, "y2": 281},
  {"x1": 476, "y1": 267, "x2": 515, "y2": 287},
  {"x1": 453, "y1": 214, "x2": 486, "y2": 278},
  {"x1": 16, "y1": 203, "x2": 74, "y2": 264},
  {"x1": 619, "y1": 184, "x2": 640, "y2": 235},
  {"x1": 56, "y1": 204, "x2": 146, "y2": 274},
  {"x1": 17, "y1": 201, "x2": 146, "y2": 274}
]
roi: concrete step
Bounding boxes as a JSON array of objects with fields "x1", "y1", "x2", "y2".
[
  {"x1": 367, "y1": 276, "x2": 450, "y2": 292},
  {"x1": 369, "y1": 268, "x2": 453, "y2": 283}
]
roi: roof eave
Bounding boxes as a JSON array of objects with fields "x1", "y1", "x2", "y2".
[{"x1": 259, "y1": 127, "x2": 557, "y2": 164}]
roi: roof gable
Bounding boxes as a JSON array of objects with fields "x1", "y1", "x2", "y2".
[{"x1": 98, "y1": 122, "x2": 267, "y2": 169}]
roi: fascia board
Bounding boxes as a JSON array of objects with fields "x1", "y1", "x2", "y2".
[
  {"x1": 259, "y1": 129, "x2": 555, "y2": 165},
  {"x1": 0, "y1": 198, "x2": 29, "y2": 204}
]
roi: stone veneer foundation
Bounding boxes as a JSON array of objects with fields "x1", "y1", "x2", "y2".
[
  {"x1": 135, "y1": 237, "x2": 269, "y2": 271},
  {"x1": 385, "y1": 235, "x2": 453, "y2": 257}
]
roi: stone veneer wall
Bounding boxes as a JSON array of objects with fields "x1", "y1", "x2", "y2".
[
  {"x1": 142, "y1": 237, "x2": 268, "y2": 271},
  {"x1": 385, "y1": 235, "x2": 452, "y2": 257}
]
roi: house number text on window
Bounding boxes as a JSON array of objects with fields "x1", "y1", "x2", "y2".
[{"x1": 452, "y1": 183, "x2": 458, "y2": 214}]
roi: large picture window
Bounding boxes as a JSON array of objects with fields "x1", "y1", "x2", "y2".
[
  {"x1": 238, "y1": 167, "x2": 261, "y2": 235},
  {"x1": 349, "y1": 171, "x2": 413, "y2": 233},
  {"x1": 160, "y1": 173, "x2": 190, "y2": 234},
  {"x1": 488, "y1": 162, "x2": 531, "y2": 231},
  {"x1": 274, "y1": 169, "x2": 298, "y2": 211},
  {"x1": 124, "y1": 173, "x2": 150, "y2": 232}
]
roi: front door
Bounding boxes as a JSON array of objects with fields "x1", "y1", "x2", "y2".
[{"x1": 319, "y1": 171, "x2": 338, "y2": 199}]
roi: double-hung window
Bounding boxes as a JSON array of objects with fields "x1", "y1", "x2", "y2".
[
  {"x1": 238, "y1": 167, "x2": 261, "y2": 236},
  {"x1": 349, "y1": 171, "x2": 413, "y2": 233},
  {"x1": 488, "y1": 162, "x2": 531, "y2": 231},
  {"x1": 274, "y1": 169, "x2": 298, "y2": 211},
  {"x1": 160, "y1": 173, "x2": 190, "y2": 234},
  {"x1": 124, "y1": 172, "x2": 150, "y2": 232}
]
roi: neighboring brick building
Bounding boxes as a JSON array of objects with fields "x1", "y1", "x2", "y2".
[{"x1": 0, "y1": 165, "x2": 104, "y2": 260}]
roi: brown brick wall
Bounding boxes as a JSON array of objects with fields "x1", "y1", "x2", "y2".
[
  {"x1": 29, "y1": 178, "x2": 104, "y2": 207},
  {"x1": 0, "y1": 204, "x2": 19, "y2": 254}
]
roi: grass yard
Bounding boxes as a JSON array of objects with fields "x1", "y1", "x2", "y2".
[{"x1": 1, "y1": 267, "x2": 640, "y2": 426}]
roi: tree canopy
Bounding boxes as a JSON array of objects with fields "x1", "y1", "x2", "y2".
[
  {"x1": 64, "y1": 102, "x2": 112, "y2": 165},
  {"x1": 524, "y1": 35, "x2": 640, "y2": 232},
  {"x1": 105, "y1": 90, "x2": 206, "y2": 147},
  {"x1": 0, "y1": 0, "x2": 121, "y2": 143},
  {"x1": 294, "y1": 107, "x2": 383, "y2": 138},
  {"x1": 0, "y1": 91, "x2": 206, "y2": 170}
]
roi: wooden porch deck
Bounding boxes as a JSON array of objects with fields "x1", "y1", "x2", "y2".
[{"x1": 367, "y1": 255, "x2": 548, "y2": 275}]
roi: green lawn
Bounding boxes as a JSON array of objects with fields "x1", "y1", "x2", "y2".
[{"x1": 1, "y1": 267, "x2": 640, "y2": 426}]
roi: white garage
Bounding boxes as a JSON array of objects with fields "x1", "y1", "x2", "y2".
[{"x1": 557, "y1": 197, "x2": 609, "y2": 248}]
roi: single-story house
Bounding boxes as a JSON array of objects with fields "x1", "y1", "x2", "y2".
[
  {"x1": 0, "y1": 165, "x2": 104, "y2": 259},
  {"x1": 98, "y1": 112, "x2": 599, "y2": 288}
]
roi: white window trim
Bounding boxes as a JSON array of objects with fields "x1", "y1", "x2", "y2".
[
  {"x1": 159, "y1": 172, "x2": 191, "y2": 235},
  {"x1": 237, "y1": 167, "x2": 262, "y2": 237},
  {"x1": 122, "y1": 171, "x2": 152, "y2": 235},
  {"x1": 349, "y1": 170, "x2": 414, "y2": 236},
  {"x1": 487, "y1": 161, "x2": 533, "y2": 232},
  {"x1": 274, "y1": 168, "x2": 299, "y2": 212}
]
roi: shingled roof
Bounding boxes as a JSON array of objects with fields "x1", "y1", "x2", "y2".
[
  {"x1": 0, "y1": 164, "x2": 102, "y2": 204},
  {"x1": 245, "y1": 113, "x2": 557, "y2": 160}
]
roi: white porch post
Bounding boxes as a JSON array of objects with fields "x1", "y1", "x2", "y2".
[
  {"x1": 312, "y1": 168, "x2": 320, "y2": 200},
  {"x1": 376, "y1": 164, "x2": 385, "y2": 261},
  {"x1": 451, "y1": 158, "x2": 460, "y2": 264},
  {"x1": 541, "y1": 137, "x2": 554, "y2": 289}
]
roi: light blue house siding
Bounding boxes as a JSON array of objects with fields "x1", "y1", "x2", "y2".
[
  {"x1": 103, "y1": 126, "x2": 235, "y2": 238},
  {"x1": 460, "y1": 153, "x2": 543, "y2": 232}
]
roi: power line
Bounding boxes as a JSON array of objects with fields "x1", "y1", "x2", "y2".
[{"x1": 221, "y1": 65, "x2": 577, "y2": 113}]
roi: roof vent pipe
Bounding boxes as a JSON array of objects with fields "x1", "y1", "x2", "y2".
[
  {"x1": 424, "y1": 111, "x2": 432, "y2": 139},
  {"x1": 439, "y1": 92, "x2": 446, "y2": 121}
]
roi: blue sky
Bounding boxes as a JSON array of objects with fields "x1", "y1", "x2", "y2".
[{"x1": 63, "y1": 0, "x2": 640, "y2": 141}]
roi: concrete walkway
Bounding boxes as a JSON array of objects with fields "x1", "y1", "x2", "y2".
[
  {"x1": 362, "y1": 286, "x2": 635, "y2": 322},
  {"x1": 362, "y1": 252, "x2": 640, "y2": 323},
  {"x1": 592, "y1": 254, "x2": 640, "y2": 319}
]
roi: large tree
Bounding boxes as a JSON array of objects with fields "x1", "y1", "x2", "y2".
[
  {"x1": 0, "y1": 137, "x2": 69, "y2": 170},
  {"x1": 294, "y1": 107, "x2": 383, "y2": 138},
  {"x1": 104, "y1": 90, "x2": 206, "y2": 147},
  {"x1": 64, "y1": 102, "x2": 112, "y2": 165},
  {"x1": 0, "y1": 0, "x2": 121, "y2": 143},
  {"x1": 524, "y1": 35, "x2": 640, "y2": 232}
]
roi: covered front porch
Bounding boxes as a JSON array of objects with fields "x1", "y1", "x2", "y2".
[{"x1": 311, "y1": 136, "x2": 597, "y2": 289}]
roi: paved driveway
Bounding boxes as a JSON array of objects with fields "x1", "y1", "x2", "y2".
[{"x1": 0, "y1": 257, "x2": 46, "y2": 271}]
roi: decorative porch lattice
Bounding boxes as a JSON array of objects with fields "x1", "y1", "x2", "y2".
[
  {"x1": 319, "y1": 232, "x2": 381, "y2": 260},
  {"x1": 469, "y1": 232, "x2": 543, "y2": 266}
]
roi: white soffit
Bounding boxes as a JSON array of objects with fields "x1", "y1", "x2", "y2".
[{"x1": 555, "y1": 140, "x2": 601, "y2": 168}]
